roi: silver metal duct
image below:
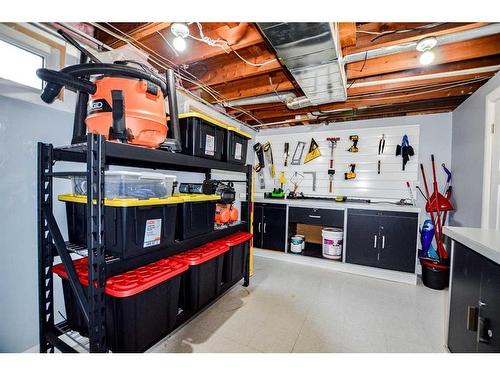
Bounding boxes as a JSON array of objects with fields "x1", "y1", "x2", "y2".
[
  {"x1": 257, "y1": 22, "x2": 347, "y2": 109},
  {"x1": 344, "y1": 23, "x2": 500, "y2": 64},
  {"x1": 223, "y1": 92, "x2": 296, "y2": 107}
]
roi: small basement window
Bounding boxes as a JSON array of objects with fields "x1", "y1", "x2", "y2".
[{"x1": 0, "y1": 38, "x2": 44, "y2": 90}]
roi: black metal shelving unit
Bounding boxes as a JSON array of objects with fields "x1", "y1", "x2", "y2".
[{"x1": 38, "y1": 133, "x2": 253, "y2": 353}]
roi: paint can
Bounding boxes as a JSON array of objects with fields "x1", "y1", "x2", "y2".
[
  {"x1": 290, "y1": 236, "x2": 303, "y2": 254},
  {"x1": 322, "y1": 228, "x2": 343, "y2": 260}
]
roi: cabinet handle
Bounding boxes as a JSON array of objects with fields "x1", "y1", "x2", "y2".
[
  {"x1": 382, "y1": 235, "x2": 385, "y2": 249},
  {"x1": 373, "y1": 235, "x2": 377, "y2": 248},
  {"x1": 258, "y1": 222, "x2": 261, "y2": 233},
  {"x1": 264, "y1": 223, "x2": 267, "y2": 233},
  {"x1": 308, "y1": 215, "x2": 321, "y2": 219},
  {"x1": 467, "y1": 306, "x2": 478, "y2": 332},
  {"x1": 477, "y1": 316, "x2": 492, "y2": 344}
]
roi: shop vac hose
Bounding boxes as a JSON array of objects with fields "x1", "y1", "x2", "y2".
[{"x1": 36, "y1": 68, "x2": 97, "y2": 103}]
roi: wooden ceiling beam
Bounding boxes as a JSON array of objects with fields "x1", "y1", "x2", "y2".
[
  {"x1": 346, "y1": 34, "x2": 500, "y2": 79},
  {"x1": 108, "y1": 22, "x2": 172, "y2": 48},
  {"x1": 344, "y1": 22, "x2": 488, "y2": 55},
  {"x1": 184, "y1": 44, "x2": 281, "y2": 87},
  {"x1": 208, "y1": 71, "x2": 295, "y2": 101},
  {"x1": 237, "y1": 82, "x2": 484, "y2": 122},
  {"x1": 339, "y1": 23, "x2": 357, "y2": 49}
]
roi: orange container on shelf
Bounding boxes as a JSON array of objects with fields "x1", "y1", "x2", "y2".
[{"x1": 86, "y1": 77, "x2": 168, "y2": 148}]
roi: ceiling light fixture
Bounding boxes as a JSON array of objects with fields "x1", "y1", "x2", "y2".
[
  {"x1": 171, "y1": 23, "x2": 190, "y2": 52},
  {"x1": 416, "y1": 36, "x2": 437, "y2": 66}
]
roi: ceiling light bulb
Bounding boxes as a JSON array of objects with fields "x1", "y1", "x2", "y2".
[
  {"x1": 171, "y1": 23, "x2": 190, "y2": 38},
  {"x1": 173, "y1": 36, "x2": 187, "y2": 52},
  {"x1": 419, "y1": 50, "x2": 435, "y2": 65}
]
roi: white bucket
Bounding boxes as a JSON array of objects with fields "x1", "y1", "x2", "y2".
[
  {"x1": 290, "y1": 236, "x2": 303, "y2": 254},
  {"x1": 322, "y1": 228, "x2": 343, "y2": 260}
]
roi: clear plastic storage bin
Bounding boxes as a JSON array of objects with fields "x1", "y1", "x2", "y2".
[{"x1": 71, "y1": 171, "x2": 177, "y2": 199}]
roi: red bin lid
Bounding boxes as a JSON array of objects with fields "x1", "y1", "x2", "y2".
[
  {"x1": 52, "y1": 257, "x2": 188, "y2": 298},
  {"x1": 171, "y1": 242, "x2": 229, "y2": 266},
  {"x1": 216, "y1": 231, "x2": 253, "y2": 247}
]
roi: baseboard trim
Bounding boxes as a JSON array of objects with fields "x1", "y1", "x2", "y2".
[{"x1": 254, "y1": 248, "x2": 418, "y2": 285}]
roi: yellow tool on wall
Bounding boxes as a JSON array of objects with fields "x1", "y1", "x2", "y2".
[
  {"x1": 304, "y1": 138, "x2": 321, "y2": 163},
  {"x1": 348, "y1": 135, "x2": 359, "y2": 153},
  {"x1": 262, "y1": 141, "x2": 275, "y2": 178},
  {"x1": 345, "y1": 164, "x2": 357, "y2": 180}
]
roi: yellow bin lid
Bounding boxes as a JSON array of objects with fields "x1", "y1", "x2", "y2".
[
  {"x1": 169, "y1": 112, "x2": 252, "y2": 139},
  {"x1": 58, "y1": 194, "x2": 183, "y2": 207},
  {"x1": 173, "y1": 193, "x2": 221, "y2": 202}
]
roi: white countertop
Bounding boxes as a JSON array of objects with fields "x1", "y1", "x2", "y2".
[
  {"x1": 444, "y1": 226, "x2": 500, "y2": 265},
  {"x1": 252, "y1": 197, "x2": 421, "y2": 213}
]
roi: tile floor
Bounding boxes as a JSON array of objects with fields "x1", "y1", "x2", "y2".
[{"x1": 150, "y1": 255, "x2": 449, "y2": 353}]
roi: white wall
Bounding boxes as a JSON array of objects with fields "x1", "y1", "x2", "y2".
[
  {"x1": 450, "y1": 71, "x2": 500, "y2": 228},
  {"x1": 254, "y1": 112, "x2": 453, "y2": 226}
]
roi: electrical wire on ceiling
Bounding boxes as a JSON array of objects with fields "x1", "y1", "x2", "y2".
[
  {"x1": 189, "y1": 22, "x2": 277, "y2": 68},
  {"x1": 89, "y1": 22, "x2": 263, "y2": 125},
  {"x1": 356, "y1": 23, "x2": 445, "y2": 42}
]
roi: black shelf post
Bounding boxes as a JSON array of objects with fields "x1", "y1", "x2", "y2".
[
  {"x1": 37, "y1": 143, "x2": 55, "y2": 353},
  {"x1": 244, "y1": 164, "x2": 252, "y2": 287},
  {"x1": 86, "y1": 134, "x2": 107, "y2": 352}
]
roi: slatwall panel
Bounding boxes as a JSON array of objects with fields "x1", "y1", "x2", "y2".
[{"x1": 254, "y1": 125, "x2": 420, "y2": 200}]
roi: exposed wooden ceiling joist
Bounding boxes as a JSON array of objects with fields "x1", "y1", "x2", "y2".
[
  {"x1": 185, "y1": 43, "x2": 281, "y2": 87},
  {"x1": 338, "y1": 22, "x2": 357, "y2": 48},
  {"x1": 344, "y1": 22, "x2": 489, "y2": 55},
  {"x1": 346, "y1": 34, "x2": 500, "y2": 79},
  {"x1": 236, "y1": 82, "x2": 484, "y2": 122},
  {"x1": 108, "y1": 22, "x2": 172, "y2": 48}
]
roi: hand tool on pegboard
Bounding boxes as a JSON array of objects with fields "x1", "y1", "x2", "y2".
[
  {"x1": 303, "y1": 171, "x2": 317, "y2": 192},
  {"x1": 291, "y1": 141, "x2": 306, "y2": 165},
  {"x1": 283, "y1": 142, "x2": 289, "y2": 167},
  {"x1": 253, "y1": 142, "x2": 266, "y2": 189},
  {"x1": 326, "y1": 137, "x2": 340, "y2": 193},
  {"x1": 347, "y1": 135, "x2": 359, "y2": 153},
  {"x1": 378, "y1": 134, "x2": 386, "y2": 155},
  {"x1": 345, "y1": 164, "x2": 356, "y2": 180},
  {"x1": 304, "y1": 138, "x2": 321, "y2": 163},
  {"x1": 262, "y1": 141, "x2": 275, "y2": 178}
]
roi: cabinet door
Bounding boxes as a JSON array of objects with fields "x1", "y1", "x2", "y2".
[
  {"x1": 345, "y1": 210, "x2": 380, "y2": 268},
  {"x1": 448, "y1": 242, "x2": 482, "y2": 353},
  {"x1": 262, "y1": 206, "x2": 286, "y2": 251},
  {"x1": 253, "y1": 204, "x2": 263, "y2": 248},
  {"x1": 378, "y1": 212, "x2": 418, "y2": 273},
  {"x1": 477, "y1": 258, "x2": 500, "y2": 353}
]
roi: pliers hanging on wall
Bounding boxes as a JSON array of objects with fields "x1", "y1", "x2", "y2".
[{"x1": 378, "y1": 134, "x2": 386, "y2": 155}]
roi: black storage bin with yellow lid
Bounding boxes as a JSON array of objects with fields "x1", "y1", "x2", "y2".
[
  {"x1": 59, "y1": 194, "x2": 182, "y2": 259},
  {"x1": 172, "y1": 242, "x2": 229, "y2": 312},
  {"x1": 175, "y1": 194, "x2": 219, "y2": 241},
  {"x1": 223, "y1": 126, "x2": 251, "y2": 165},
  {"x1": 53, "y1": 256, "x2": 189, "y2": 352},
  {"x1": 169, "y1": 112, "x2": 225, "y2": 161}
]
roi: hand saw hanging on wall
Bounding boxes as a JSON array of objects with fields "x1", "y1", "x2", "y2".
[{"x1": 262, "y1": 141, "x2": 275, "y2": 178}]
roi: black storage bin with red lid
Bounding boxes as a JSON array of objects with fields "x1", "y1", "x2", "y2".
[
  {"x1": 215, "y1": 231, "x2": 252, "y2": 288},
  {"x1": 53, "y1": 257, "x2": 188, "y2": 352},
  {"x1": 172, "y1": 242, "x2": 229, "y2": 312}
]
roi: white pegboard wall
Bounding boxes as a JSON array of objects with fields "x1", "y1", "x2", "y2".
[{"x1": 254, "y1": 124, "x2": 420, "y2": 201}]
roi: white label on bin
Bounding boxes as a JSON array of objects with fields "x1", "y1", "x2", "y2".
[
  {"x1": 234, "y1": 142, "x2": 242, "y2": 160},
  {"x1": 205, "y1": 134, "x2": 215, "y2": 156},
  {"x1": 144, "y1": 219, "x2": 162, "y2": 248}
]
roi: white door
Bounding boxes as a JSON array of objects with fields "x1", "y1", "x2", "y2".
[{"x1": 489, "y1": 99, "x2": 500, "y2": 229}]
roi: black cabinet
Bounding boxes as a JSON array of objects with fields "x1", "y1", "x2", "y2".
[
  {"x1": 346, "y1": 209, "x2": 417, "y2": 273},
  {"x1": 448, "y1": 241, "x2": 500, "y2": 353},
  {"x1": 242, "y1": 202, "x2": 286, "y2": 251}
]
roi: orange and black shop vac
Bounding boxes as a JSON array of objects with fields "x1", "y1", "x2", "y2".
[{"x1": 36, "y1": 29, "x2": 181, "y2": 150}]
